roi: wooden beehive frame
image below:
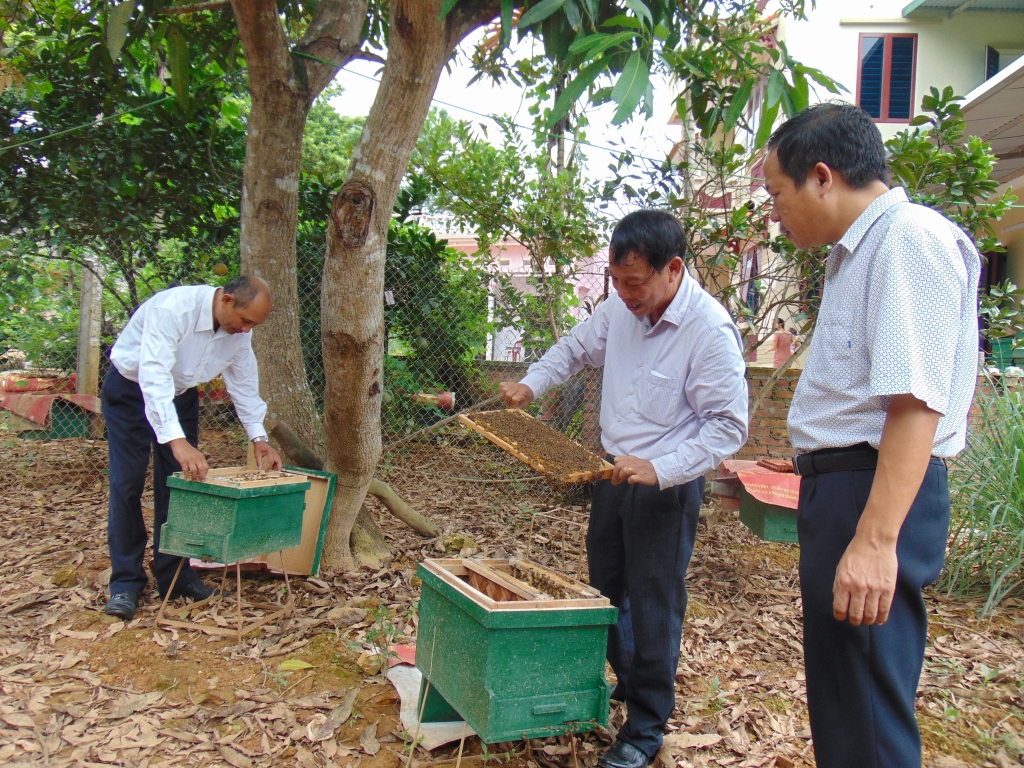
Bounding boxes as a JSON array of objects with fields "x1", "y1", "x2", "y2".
[
  {"x1": 197, "y1": 467, "x2": 310, "y2": 489},
  {"x1": 422, "y1": 558, "x2": 609, "y2": 611},
  {"x1": 457, "y1": 410, "x2": 613, "y2": 484}
]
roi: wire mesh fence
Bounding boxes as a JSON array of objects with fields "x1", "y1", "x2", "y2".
[{"x1": 1, "y1": 227, "x2": 612, "y2": 572}]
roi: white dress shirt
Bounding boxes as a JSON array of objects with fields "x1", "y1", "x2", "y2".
[
  {"x1": 520, "y1": 270, "x2": 749, "y2": 489},
  {"x1": 110, "y1": 285, "x2": 269, "y2": 444},
  {"x1": 788, "y1": 187, "x2": 980, "y2": 457}
]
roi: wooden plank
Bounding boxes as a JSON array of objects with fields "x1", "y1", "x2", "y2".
[
  {"x1": 510, "y1": 558, "x2": 601, "y2": 599},
  {"x1": 201, "y1": 467, "x2": 309, "y2": 489},
  {"x1": 463, "y1": 560, "x2": 547, "y2": 601},
  {"x1": 421, "y1": 559, "x2": 610, "y2": 610},
  {"x1": 253, "y1": 473, "x2": 331, "y2": 575},
  {"x1": 457, "y1": 412, "x2": 613, "y2": 484}
]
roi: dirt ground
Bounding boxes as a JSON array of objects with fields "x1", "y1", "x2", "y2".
[{"x1": 1, "y1": 433, "x2": 1023, "y2": 768}]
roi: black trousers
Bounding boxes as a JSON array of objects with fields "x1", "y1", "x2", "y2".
[
  {"x1": 587, "y1": 475, "x2": 704, "y2": 758},
  {"x1": 798, "y1": 460, "x2": 949, "y2": 768},
  {"x1": 102, "y1": 366, "x2": 201, "y2": 596}
]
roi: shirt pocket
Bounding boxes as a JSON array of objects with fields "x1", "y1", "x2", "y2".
[
  {"x1": 639, "y1": 371, "x2": 682, "y2": 427},
  {"x1": 816, "y1": 322, "x2": 858, "y2": 388}
]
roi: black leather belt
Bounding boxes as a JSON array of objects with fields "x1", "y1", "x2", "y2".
[{"x1": 793, "y1": 443, "x2": 878, "y2": 477}]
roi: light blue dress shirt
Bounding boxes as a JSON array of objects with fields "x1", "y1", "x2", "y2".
[{"x1": 520, "y1": 270, "x2": 749, "y2": 489}]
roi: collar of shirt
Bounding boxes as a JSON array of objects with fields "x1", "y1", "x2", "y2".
[
  {"x1": 640, "y1": 268, "x2": 695, "y2": 334},
  {"x1": 194, "y1": 285, "x2": 233, "y2": 338},
  {"x1": 827, "y1": 186, "x2": 910, "y2": 278}
]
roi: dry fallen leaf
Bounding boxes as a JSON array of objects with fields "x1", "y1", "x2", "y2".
[
  {"x1": 280, "y1": 658, "x2": 316, "y2": 671},
  {"x1": 664, "y1": 732, "x2": 723, "y2": 750},
  {"x1": 218, "y1": 744, "x2": 253, "y2": 768},
  {"x1": 310, "y1": 688, "x2": 359, "y2": 742},
  {"x1": 1, "y1": 713, "x2": 35, "y2": 729},
  {"x1": 360, "y1": 722, "x2": 380, "y2": 756}
]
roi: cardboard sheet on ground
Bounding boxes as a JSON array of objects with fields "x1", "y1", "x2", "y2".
[
  {"x1": 387, "y1": 664, "x2": 476, "y2": 751},
  {"x1": 722, "y1": 460, "x2": 800, "y2": 510}
]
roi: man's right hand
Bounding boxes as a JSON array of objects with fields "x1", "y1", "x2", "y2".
[
  {"x1": 500, "y1": 381, "x2": 535, "y2": 409},
  {"x1": 170, "y1": 438, "x2": 209, "y2": 481}
]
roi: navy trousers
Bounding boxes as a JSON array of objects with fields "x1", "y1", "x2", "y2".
[
  {"x1": 798, "y1": 460, "x2": 950, "y2": 768},
  {"x1": 587, "y1": 475, "x2": 703, "y2": 758},
  {"x1": 102, "y1": 366, "x2": 201, "y2": 596}
]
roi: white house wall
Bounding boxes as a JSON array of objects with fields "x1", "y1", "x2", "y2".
[{"x1": 777, "y1": 1, "x2": 1024, "y2": 141}]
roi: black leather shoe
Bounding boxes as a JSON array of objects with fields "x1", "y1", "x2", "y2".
[
  {"x1": 163, "y1": 578, "x2": 218, "y2": 602},
  {"x1": 598, "y1": 740, "x2": 651, "y2": 768},
  {"x1": 104, "y1": 592, "x2": 141, "y2": 621}
]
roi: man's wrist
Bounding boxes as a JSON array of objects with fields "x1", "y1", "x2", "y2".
[{"x1": 250, "y1": 435, "x2": 269, "y2": 444}]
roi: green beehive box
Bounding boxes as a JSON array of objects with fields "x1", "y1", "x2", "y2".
[
  {"x1": 416, "y1": 558, "x2": 617, "y2": 744},
  {"x1": 738, "y1": 486, "x2": 799, "y2": 543},
  {"x1": 18, "y1": 399, "x2": 91, "y2": 440},
  {"x1": 161, "y1": 468, "x2": 311, "y2": 564}
]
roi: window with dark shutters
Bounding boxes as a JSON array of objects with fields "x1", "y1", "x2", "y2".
[{"x1": 857, "y1": 33, "x2": 917, "y2": 122}]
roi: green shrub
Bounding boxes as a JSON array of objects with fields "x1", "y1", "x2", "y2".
[{"x1": 940, "y1": 379, "x2": 1024, "y2": 615}]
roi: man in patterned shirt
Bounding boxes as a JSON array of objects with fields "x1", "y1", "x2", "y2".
[{"x1": 763, "y1": 103, "x2": 980, "y2": 767}]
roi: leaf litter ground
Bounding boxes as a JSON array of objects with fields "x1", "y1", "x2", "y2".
[{"x1": 1, "y1": 435, "x2": 1023, "y2": 768}]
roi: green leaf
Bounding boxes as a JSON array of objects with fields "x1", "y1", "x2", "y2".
[
  {"x1": 438, "y1": 0, "x2": 460, "y2": 20},
  {"x1": 547, "y1": 58, "x2": 606, "y2": 128},
  {"x1": 805, "y1": 67, "x2": 844, "y2": 95},
  {"x1": 165, "y1": 25, "x2": 191, "y2": 112},
  {"x1": 755, "y1": 101, "x2": 780, "y2": 149},
  {"x1": 722, "y1": 78, "x2": 755, "y2": 132},
  {"x1": 500, "y1": 0, "x2": 513, "y2": 48},
  {"x1": 601, "y1": 14, "x2": 641, "y2": 29},
  {"x1": 564, "y1": 0, "x2": 581, "y2": 28},
  {"x1": 765, "y1": 69, "x2": 784, "y2": 108},
  {"x1": 106, "y1": 0, "x2": 134, "y2": 64},
  {"x1": 518, "y1": 0, "x2": 567, "y2": 29},
  {"x1": 570, "y1": 31, "x2": 633, "y2": 59},
  {"x1": 623, "y1": 0, "x2": 653, "y2": 28},
  {"x1": 610, "y1": 52, "x2": 649, "y2": 125},
  {"x1": 790, "y1": 71, "x2": 810, "y2": 112},
  {"x1": 279, "y1": 659, "x2": 315, "y2": 671}
]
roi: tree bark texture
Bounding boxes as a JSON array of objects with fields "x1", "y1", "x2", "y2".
[
  {"x1": 319, "y1": 0, "x2": 501, "y2": 570},
  {"x1": 231, "y1": 0, "x2": 367, "y2": 455}
]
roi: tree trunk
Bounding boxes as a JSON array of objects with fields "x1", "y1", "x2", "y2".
[
  {"x1": 231, "y1": 0, "x2": 367, "y2": 455},
  {"x1": 319, "y1": 0, "x2": 500, "y2": 571},
  {"x1": 238, "y1": 95, "x2": 325, "y2": 451}
]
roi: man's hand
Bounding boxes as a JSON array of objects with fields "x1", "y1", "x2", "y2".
[
  {"x1": 832, "y1": 535, "x2": 898, "y2": 625},
  {"x1": 500, "y1": 381, "x2": 534, "y2": 409},
  {"x1": 253, "y1": 441, "x2": 283, "y2": 471},
  {"x1": 611, "y1": 456, "x2": 659, "y2": 486},
  {"x1": 170, "y1": 438, "x2": 209, "y2": 482}
]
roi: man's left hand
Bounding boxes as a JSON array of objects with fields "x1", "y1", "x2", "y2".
[
  {"x1": 611, "y1": 456, "x2": 658, "y2": 486},
  {"x1": 253, "y1": 441, "x2": 283, "y2": 471},
  {"x1": 832, "y1": 533, "x2": 898, "y2": 626}
]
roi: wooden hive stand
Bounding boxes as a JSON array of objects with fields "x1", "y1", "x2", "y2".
[{"x1": 155, "y1": 556, "x2": 296, "y2": 644}]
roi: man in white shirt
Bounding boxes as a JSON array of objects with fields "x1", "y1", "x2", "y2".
[
  {"x1": 763, "y1": 103, "x2": 980, "y2": 767},
  {"x1": 501, "y1": 211, "x2": 748, "y2": 768},
  {"x1": 102, "y1": 276, "x2": 282, "y2": 620}
]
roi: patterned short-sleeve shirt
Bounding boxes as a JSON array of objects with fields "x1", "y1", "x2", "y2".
[{"x1": 788, "y1": 187, "x2": 980, "y2": 457}]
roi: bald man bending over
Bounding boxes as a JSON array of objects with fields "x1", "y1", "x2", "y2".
[{"x1": 102, "y1": 276, "x2": 282, "y2": 620}]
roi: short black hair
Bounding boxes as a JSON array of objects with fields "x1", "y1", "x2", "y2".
[
  {"x1": 223, "y1": 275, "x2": 265, "y2": 308},
  {"x1": 767, "y1": 102, "x2": 887, "y2": 189},
  {"x1": 609, "y1": 210, "x2": 687, "y2": 271}
]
